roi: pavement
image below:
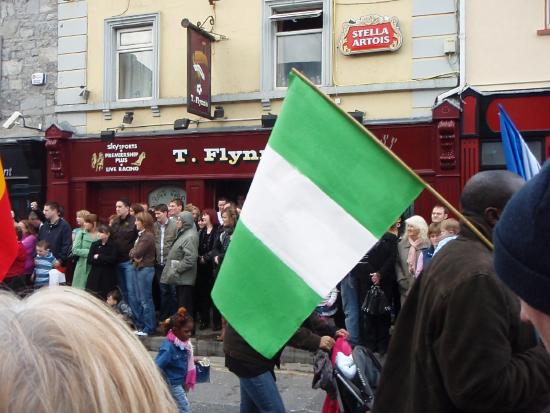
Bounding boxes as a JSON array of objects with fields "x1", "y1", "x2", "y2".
[
  {"x1": 146, "y1": 355, "x2": 324, "y2": 413},
  {"x1": 143, "y1": 328, "x2": 324, "y2": 412}
]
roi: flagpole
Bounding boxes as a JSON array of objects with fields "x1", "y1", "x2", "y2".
[{"x1": 290, "y1": 68, "x2": 494, "y2": 251}]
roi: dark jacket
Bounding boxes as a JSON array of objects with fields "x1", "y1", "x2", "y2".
[
  {"x1": 373, "y1": 219, "x2": 550, "y2": 413},
  {"x1": 86, "y1": 238, "x2": 118, "y2": 299},
  {"x1": 199, "y1": 225, "x2": 220, "y2": 258},
  {"x1": 110, "y1": 214, "x2": 137, "y2": 262},
  {"x1": 224, "y1": 313, "x2": 336, "y2": 377},
  {"x1": 356, "y1": 232, "x2": 398, "y2": 302},
  {"x1": 211, "y1": 227, "x2": 232, "y2": 263},
  {"x1": 37, "y1": 217, "x2": 72, "y2": 265},
  {"x1": 197, "y1": 224, "x2": 220, "y2": 279}
]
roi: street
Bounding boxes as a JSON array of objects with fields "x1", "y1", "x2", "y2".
[{"x1": 188, "y1": 357, "x2": 326, "y2": 413}]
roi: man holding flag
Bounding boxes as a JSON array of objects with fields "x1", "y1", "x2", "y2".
[
  {"x1": 0, "y1": 156, "x2": 19, "y2": 283},
  {"x1": 212, "y1": 70, "x2": 425, "y2": 411}
]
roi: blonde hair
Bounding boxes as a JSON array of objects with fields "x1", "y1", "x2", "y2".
[
  {"x1": 0, "y1": 287, "x2": 177, "y2": 413},
  {"x1": 76, "y1": 209, "x2": 90, "y2": 219},
  {"x1": 405, "y1": 215, "x2": 429, "y2": 243}
]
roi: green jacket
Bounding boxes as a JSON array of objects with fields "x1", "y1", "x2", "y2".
[
  {"x1": 161, "y1": 211, "x2": 199, "y2": 286},
  {"x1": 72, "y1": 230, "x2": 96, "y2": 289}
]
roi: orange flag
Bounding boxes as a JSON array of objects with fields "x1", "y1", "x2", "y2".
[{"x1": 0, "y1": 157, "x2": 18, "y2": 282}]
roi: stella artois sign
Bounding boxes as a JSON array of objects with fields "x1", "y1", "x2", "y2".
[{"x1": 339, "y1": 15, "x2": 403, "y2": 55}]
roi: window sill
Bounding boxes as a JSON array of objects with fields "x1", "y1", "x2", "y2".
[{"x1": 537, "y1": 28, "x2": 550, "y2": 36}]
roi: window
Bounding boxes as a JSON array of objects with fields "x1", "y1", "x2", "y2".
[
  {"x1": 104, "y1": 14, "x2": 159, "y2": 102},
  {"x1": 273, "y1": 10, "x2": 323, "y2": 87},
  {"x1": 262, "y1": 0, "x2": 331, "y2": 92},
  {"x1": 480, "y1": 139, "x2": 544, "y2": 170},
  {"x1": 116, "y1": 27, "x2": 154, "y2": 100}
]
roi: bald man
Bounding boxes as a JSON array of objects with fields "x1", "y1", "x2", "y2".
[{"x1": 374, "y1": 171, "x2": 550, "y2": 413}]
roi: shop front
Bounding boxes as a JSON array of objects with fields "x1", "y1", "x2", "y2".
[
  {"x1": 1, "y1": 138, "x2": 46, "y2": 220},
  {"x1": 45, "y1": 104, "x2": 461, "y2": 226},
  {"x1": 460, "y1": 88, "x2": 550, "y2": 185}
]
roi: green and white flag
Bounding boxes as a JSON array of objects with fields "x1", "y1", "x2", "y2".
[{"x1": 212, "y1": 70, "x2": 424, "y2": 358}]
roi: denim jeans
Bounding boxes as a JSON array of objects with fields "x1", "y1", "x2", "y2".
[
  {"x1": 170, "y1": 384, "x2": 190, "y2": 413},
  {"x1": 239, "y1": 371, "x2": 286, "y2": 413},
  {"x1": 134, "y1": 266, "x2": 156, "y2": 334},
  {"x1": 117, "y1": 260, "x2": 133, "y2": 303},
  {"x1": 160, "y1": 282, "x2": 177, "y2": 320},
  {"x1": 341, "y1": 272, "x2": 360, "y2": 346}
]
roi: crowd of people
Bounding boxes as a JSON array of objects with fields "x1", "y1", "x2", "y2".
[
  {"x1": 337, "y1": 203, "x2": 461, "y2": 357},
  {"x1": 5, "y1": 166, "x2": 550, "y2": 413},
  {"x1": 5, "y1": 196, "x2": 242, "y2": 341}
]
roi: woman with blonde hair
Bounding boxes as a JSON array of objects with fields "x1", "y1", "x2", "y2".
[
  {"x1": 72, "y1": 214, "x2": 98, "y2": 289},
  {"x1": 73, "y1": 209, "x2": 90, "y2": 241},
  {"x1": 0, "y1": 287, "x2": 178, "y2": 412},
  {"x1": 395, "y1": 214, "x2": 429, "y2": 305}
]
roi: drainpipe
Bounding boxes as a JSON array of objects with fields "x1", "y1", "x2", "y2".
[{"x1": 435, "y1": 0, "x2": 466, "y2": 104}]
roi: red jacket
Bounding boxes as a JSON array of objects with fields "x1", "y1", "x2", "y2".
[{"x1": 5, "y1": 243, "x2": 26, "y2": 279}]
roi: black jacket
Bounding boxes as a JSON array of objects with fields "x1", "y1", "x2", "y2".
[
  {"x1": 374, "y1": 219, "x2": 550, "y2": 413},
  {"x1": 86, "y1": 239, "x2": 118, "y2": 299},
  {"x1": 356, "y1": 232, "x2": 398, "y2": 301},
  {"x1": 37, "y1": 218, "x2": 72, "y2": 265}
]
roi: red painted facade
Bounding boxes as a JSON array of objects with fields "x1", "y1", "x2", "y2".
[
  {"x1": 45, "y1": 107, "x2": 462, "y2": 225},
  {"x1": 459, "y1": 88, "x2": 550, "y2": 186}
]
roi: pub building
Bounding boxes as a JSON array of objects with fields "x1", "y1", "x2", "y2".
[
  {"x1": 43, "y1": 99, "x2": 462, "y2": 225},
  {"x1": 44, "y1": 2, "x2": 466, "y2": 225}
]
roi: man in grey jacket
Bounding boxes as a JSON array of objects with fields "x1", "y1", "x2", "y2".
[
  {"x1": 161, "y1": 211, "x2": 199, "y2": 317},
  {"x1": 154, "y1": 204, "x2": 178, "y2": 320}
]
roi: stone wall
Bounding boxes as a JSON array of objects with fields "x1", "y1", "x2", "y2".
[{"x1": 0, "y1": 0, "x2": 57, "y2": 138}]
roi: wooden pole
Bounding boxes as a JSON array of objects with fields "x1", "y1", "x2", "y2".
[{"x1": 290, "y1": 68, "x2": 494, "y2": 250}]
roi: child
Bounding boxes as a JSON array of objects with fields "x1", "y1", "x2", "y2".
[
  {"x1": 315, "y1": 287, "x2": 339, "y2": 326},
  {"x1": 33, "y1": 240, "x2": 56, "y2": 288},
  {"x1": 433, "y1": 218, "x2": 460, "y2": 256},
  {"x1": 415, "y1": 222, "x2": 441, "y2": 278},
  {"x1": 156, "y1": 307, "x2": 196, "y2": 413},
  {"x1": 106, "y1": 288, "x2": 133, "y2": 326},
  {"x1": 87, "y1": 225, "x2": 118, "y2": 299}
]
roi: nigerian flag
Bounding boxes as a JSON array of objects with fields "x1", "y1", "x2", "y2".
[{"x1": 212, "y1": 70, "x2": 424, "y2": 358}]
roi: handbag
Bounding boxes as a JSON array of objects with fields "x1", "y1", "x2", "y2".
[
  {"x1": 361, "y1": 285, "x2": 391, "y2": 315},
  {"x1": 195, "y1": 358, "x2": 211, "y2": 383}
]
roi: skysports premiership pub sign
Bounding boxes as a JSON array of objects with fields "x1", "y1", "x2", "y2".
[
  {"x1": 339, "y1": 15, "x2": 403, "y2": 55},
  {"x1": 185, "y1": 21, "x2": 215, "y2": 119}
]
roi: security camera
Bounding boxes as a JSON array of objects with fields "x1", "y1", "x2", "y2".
[
  {"x1": 79, "y1": 86, "x2": 90, "y2": 99},
  {"x1": 2, "y1": 111, "x2": 22, "y2": 129}
]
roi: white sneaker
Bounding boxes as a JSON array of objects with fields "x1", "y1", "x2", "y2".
[{"x1": 136, "y1": 331, "x2": 148, "y2": 337}]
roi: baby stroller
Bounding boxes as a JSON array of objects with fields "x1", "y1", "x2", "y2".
[{"x1": 333, "y1": 345, "x2": 382, "y2": 413}]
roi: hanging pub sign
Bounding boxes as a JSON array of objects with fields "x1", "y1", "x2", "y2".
[
  {"x1": 339, "y1": 15, "x2": 403, "y2": 55},
  {"x1": 184, "y1": 20, "x2": 216, "y2": 119}
]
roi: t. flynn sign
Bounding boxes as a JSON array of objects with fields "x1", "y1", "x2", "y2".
[{"x1": 339, "y1": 15, "x2": 403, "y2": 55}]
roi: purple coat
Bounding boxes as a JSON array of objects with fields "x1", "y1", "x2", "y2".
[{"x1": 21, "y1": 234, "x2": 37, "y2": 275}]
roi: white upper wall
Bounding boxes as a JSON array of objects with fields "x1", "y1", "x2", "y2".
[{"x1": 466, "y1": 0, "x2": 550, "y2": 91}]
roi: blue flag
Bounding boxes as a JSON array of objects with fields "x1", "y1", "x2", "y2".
[{"x1": 498, "y1": 104, "x2": 541, "y2": 180}]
